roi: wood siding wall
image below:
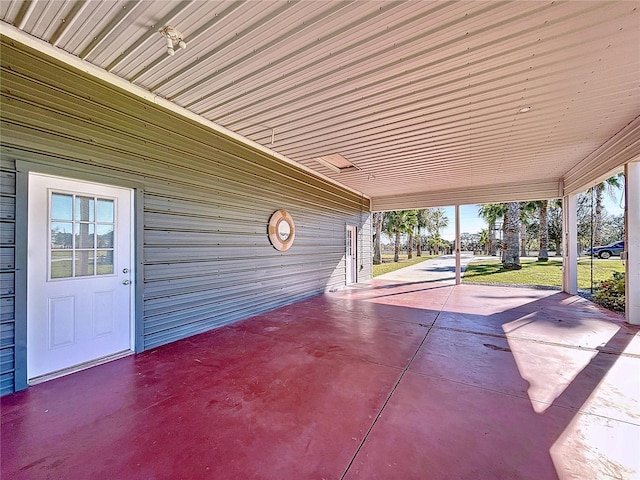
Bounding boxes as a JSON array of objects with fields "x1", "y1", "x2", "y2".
[{"x1": 0, "y1": 38, "x2": 372, "y2": 394}]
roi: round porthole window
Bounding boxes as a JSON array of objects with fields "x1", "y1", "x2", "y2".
[{"x1": 268, "y1": 210, "x2": 295, "y2": 251}]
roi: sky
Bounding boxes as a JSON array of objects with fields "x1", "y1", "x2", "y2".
[{"x1": 440, "y1": 205, "x2": 486, "y2": 241}]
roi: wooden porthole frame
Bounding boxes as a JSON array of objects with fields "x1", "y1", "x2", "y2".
[{"x1": 268, "y1": 210, "x2": 296, "y2": 251}]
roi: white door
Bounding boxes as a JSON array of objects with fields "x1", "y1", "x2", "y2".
[
  {"x1": 346, "y1": 225, "x2": 357, "y2": 284},
  {"x1": 27, "y1": 173, "x2": 134, "y2": 380}
]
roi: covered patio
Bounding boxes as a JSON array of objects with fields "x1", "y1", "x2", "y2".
[
  {"x1": 1, "y1": 2, "x2": 640, "y2": 477},
  {"x1": 1, "y1": 0, "x2": 639, "y2": 395},
  {"x1": 3, "y1": 278, "x2": 639, "y2": 479}
]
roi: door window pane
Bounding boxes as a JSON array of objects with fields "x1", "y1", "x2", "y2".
[
  {"x1": 75, "y1": 197, "x2": 95, "y2": 222},
  {"x1": 96, "y1": 250, "x2": 114, "y2": 275},
  {"x1": 51, "y1": 222, "x2": 73, "y2": 249},
  {"x1": 51, "y1": 251, "x2": 73, "y2": 278},
  {"x1": 97, "y1": 199, "x2": 114, "y2": 223},
  {"x1": 96, "y1": 224, "x2": 114, "y2": 248},
  {"x1": 49, "y1": 192, "x2": 118, "y2": 280},
  {"x1": 75, "y1": 223, "x2": 95, "y2": 248},
  {"x1": 75, "y1": 250, "x2": 95, "y2": 277},
  {"x1": 51, "y1": 194, "x2": 72, "y2": 220}
]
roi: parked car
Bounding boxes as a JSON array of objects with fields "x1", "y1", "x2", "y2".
[{"x1": 584, "y1": 241, "x2": 625, "y2": 259}]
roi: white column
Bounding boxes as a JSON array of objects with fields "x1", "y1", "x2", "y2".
[
  {"x1": 455, "y1": 204, "x2": 461, "y2": 285},
  {"x1": 625, "y1": 161, "x2": 640, "y2": 325},
  {"x1": 562, "y1": 193, "x2": 578, "y2": 294}
]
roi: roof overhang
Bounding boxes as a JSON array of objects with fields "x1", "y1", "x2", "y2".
[{"x1": 1, "y1": 1, "x2": 639, "y2": 208}]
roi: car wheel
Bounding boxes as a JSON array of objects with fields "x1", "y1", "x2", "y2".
[{"x1": 599, "y1": 251, "x2": 611, "y2": 259}]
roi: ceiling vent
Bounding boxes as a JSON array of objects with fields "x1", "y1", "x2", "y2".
[{"x1": 315, "y1": 154, "x2": 359, "y2": 173}]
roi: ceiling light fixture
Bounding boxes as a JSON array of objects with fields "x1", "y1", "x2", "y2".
[
  {"x1": 159, "y1": 26, "x2": 186, "y2": 56},
  {"x1": 518, "y1": 106, "x2": 532, "y2": 113}
]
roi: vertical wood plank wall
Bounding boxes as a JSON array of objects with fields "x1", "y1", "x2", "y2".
[{"x1": 0, "y1": 38, "x2": 372, "y2": 394}]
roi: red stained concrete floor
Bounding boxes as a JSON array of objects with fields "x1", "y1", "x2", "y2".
[{"x1": 2, "y1": 281, "x2": 639, "y2": 479}]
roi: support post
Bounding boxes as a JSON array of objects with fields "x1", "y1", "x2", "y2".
[
  {"x1": 455, "y1": 204, "x2": 461, "y2": 285},
  {"x1": 562, "y1": 193, "x2": 578, "y2": 294},
  {"x1": 625, "y1": 161, "x2": 640, "y2": 324}
]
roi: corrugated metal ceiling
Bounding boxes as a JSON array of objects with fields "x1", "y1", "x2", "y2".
[{"x1": 1, "y1": 0, "x2": 639, "y2": 206}]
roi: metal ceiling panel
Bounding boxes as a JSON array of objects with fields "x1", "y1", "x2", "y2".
[
  {"x1": 143, "y1": 1, "x2": 294, "y2": 90},
  {"x1": 118, "y1": 1, "x2": 235, "y2": 80},
  {"x1": 1, "y1": 0, "x2": 638, "y2": 205},
  {"x1": 87, "y1": 0, "x2": 179, "y2": 66},
  {"x1": 178, "y1": 1, "x2": 391, "y2": 109}
]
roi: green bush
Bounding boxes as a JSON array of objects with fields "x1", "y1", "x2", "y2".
[{"x1": 593, "y1": 271, "x2": 625, "y2": 312}]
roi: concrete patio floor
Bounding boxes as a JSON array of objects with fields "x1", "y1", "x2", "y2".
[{"x1": 2, "y1": 280, "x2": 639, "y2": 479}]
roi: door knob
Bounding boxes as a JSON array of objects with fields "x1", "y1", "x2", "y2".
[{"x1": 122, "y1": 279, "x2": 131, "y2": 285}]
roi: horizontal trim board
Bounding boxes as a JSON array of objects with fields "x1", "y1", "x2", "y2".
[{"x1": 372, "y1": 181, "x2": 562, "y2": 211}]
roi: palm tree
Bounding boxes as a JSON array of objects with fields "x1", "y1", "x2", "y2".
[
  {"x1": 383, "y1": 212, "x2": 402, "y2": 263},
  {"x1": 407, "y1": 227, "x2": 414, "y2": 259},
  {"x1": 520, "y1": 206, "x2": 529, "y2": 257},
  {"x1": 426, "y1": 233, "x2": 445, "y2": 255},
  {"x1": 415, "y1": 209, "x2": 429, "y2": 257},
  {"x1": 383, "y1": 210, "x2": 417, "y2": 262},
  {"x1": 502, "y1": 202, "x2": 522, "y2": 270},
  {"x1": 372, "y1": 212, "x2": 385, "y2": 265},
  {"x1": 482, "y1": 201, "x2": 549, "y2": 261},
  {"x1": 478, "y1": 203, "x2": 506, "y2": 256},
  {"x1": 520, "y1": 201, "x2": 541, "y2": 257},
  {"x1": 382, "y1": 212, "x2": 396, "y2": 262},
  {"x1": 479, "y1": 228, "x2": 489, "y2": 254},
  {"x1": 537, "y1": 200, "x2": 549, "y2": 261},
  {"x1": 431, "y1": 208, "x2": 449, "y2": 237},
  {"x1": 424, "y1": 207, "x2": 449, "y2": 254},
  {"x1": 548, "y1": 199, "x2": 563, "y2": 255},
  {"x1": 405, "y1": 211, "x2": 419, "y2": 259},
  {"x1": 588, "y1": 174, "x2": 624, "y2": 246}
]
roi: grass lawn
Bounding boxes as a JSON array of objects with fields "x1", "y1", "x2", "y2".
[
  {"x1": 462, "y1": 258, "x2": 625, "y2": 290},
  {"x1": 373, "y1": 254, "x2": 437, "y2": 277}
]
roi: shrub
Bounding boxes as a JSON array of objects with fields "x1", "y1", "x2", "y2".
[{"x1": 593, "y1": 271, "x2": 625, "y2": 312}]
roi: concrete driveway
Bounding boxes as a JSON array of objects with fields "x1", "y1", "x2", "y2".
[{"x1": 376, "y1": 253, "x2": 493, "y2": 283}]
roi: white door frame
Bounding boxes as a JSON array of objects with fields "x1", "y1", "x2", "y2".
[
  {"x1": 26, "y1": 171, "x2": 137, "y2": 382},
  {"x1": 346, "y1": 224, "x2": 357, "y2": 285}
]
